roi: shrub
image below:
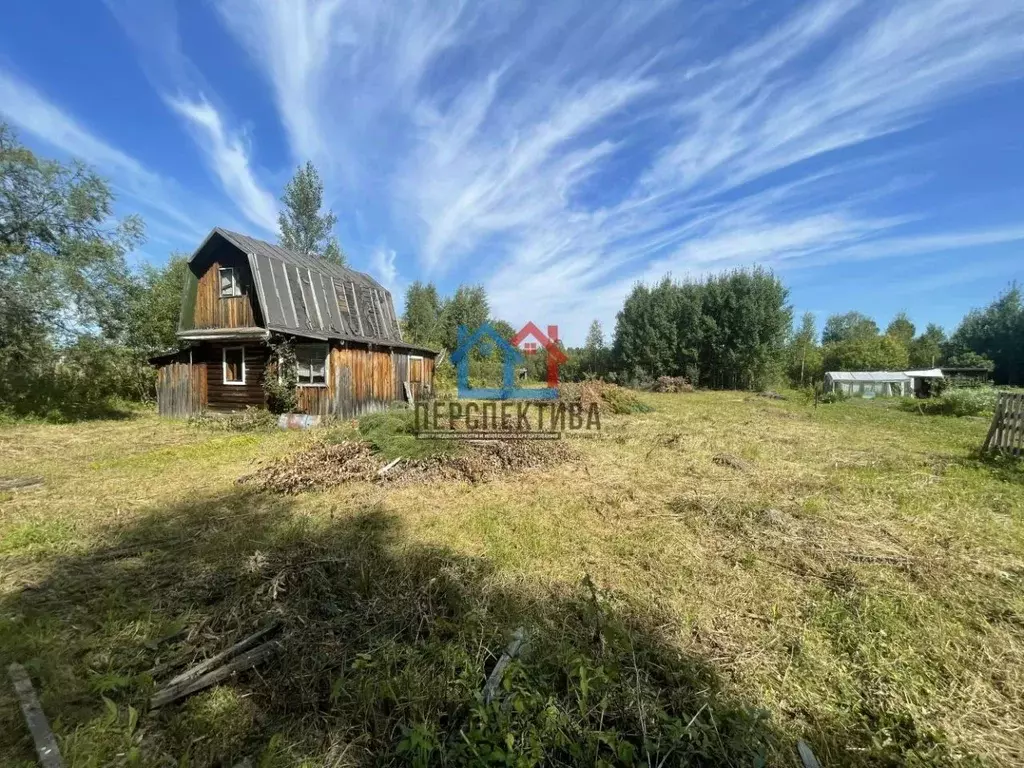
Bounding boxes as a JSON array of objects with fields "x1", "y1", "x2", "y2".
[
  {"x1": 908, "y1": 387, "x2": 998, "y2": 417},
  {"x1": 263, "y1": 338, "x2": 298, "y2": 414},
  {"x1": 818, "y1": 389, "x2": 847, "y2": 404}
]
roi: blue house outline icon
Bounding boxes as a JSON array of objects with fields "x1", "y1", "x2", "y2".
[{"x1": 450, "y1": 323, "x2": 557, "y2": 400}]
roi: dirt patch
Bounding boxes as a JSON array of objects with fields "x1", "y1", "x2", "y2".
[{"x1": 238, "y1": 439, "x2": 578, "y2": 494}]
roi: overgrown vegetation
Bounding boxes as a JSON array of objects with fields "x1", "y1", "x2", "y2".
[
  {"x1": 903, "y1": 386, "x2": 1000, "y2": 417},
  {"x1": 263, "y1": 337, "x2": 299, "y2": 414}
]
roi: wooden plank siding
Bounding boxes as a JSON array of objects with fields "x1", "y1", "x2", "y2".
[
  {"x1": 155, "y1": 360, "x2": 207, "y2": 417},
  {"x1": 293, "y1": 343, "x2": 434, "y2": 418},
  {"x1": 190, "y1": 248, "x2": 259, "y2": 330}
]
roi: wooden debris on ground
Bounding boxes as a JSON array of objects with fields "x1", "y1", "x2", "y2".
[
  {"x1": 483, "y1": 627, "x2": 526, "y2": 704},
  {"x1": 0, "y1": 476, "x2": 44, "y2": 491},
  {"x1": 797, "y1": 739, "x2": 822, "y2": 768},
  {"x1": 712, "y1": 453, "x2": 750, "y2": 471},
  {"x1": 238, "y1": 440, "x2": 577, "y2": 494},
  {"x1": 150, "y1": 622, "x2": 281, "y2": 709},
  {"x1": 377, "y1": 457, "x2": 404, "y2": 476},
  {"x1": 8, "y1": 663, "x2": 64, "y2": 768}
]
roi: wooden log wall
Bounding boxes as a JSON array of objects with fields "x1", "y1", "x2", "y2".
[{"x1": 203, "y1": 344, "x2": 267, "y2": 412}]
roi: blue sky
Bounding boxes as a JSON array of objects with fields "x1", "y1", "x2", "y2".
[{"x1": 1, "y1": 0, "x2": 1022, "y2": 345}]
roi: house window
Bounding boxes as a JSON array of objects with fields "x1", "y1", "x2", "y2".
[
  {"x1": 223, "y1": 347, "x2": 246, "y2": 385},
  {"x1": 219, "y1": 267, "x2": 241, "y2": 298},
  {"x1": 296, "y1": 344, "x2": 328, "y2": 386}
]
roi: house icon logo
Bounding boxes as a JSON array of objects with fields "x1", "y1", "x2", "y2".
[{"x1": 451, "y1": 322, "x2": 567, "y2": 400}]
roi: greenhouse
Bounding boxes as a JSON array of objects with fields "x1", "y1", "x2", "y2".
[{"x1": 824, "y1": 371, "x2": 911, "y2": 397}]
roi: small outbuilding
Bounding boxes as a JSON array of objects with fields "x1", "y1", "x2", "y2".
[
  {"x1": 904, "y1": 368, "x2": 945, "y2": 398},
  {"x1": 824, "y1": 371, "x2": 911, "y2": 398}
]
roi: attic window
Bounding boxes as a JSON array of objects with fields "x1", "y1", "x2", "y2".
[
  {"x1": 296, "y1": 344, "x2": 328, "y2": 387},
  {"x1": 219, "y1": 267, "x2": 241, "y2": 298}
]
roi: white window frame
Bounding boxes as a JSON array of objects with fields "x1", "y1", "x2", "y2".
[
  {"x1": 222, "y1": 346, "x2": 246, "y2": 386},
  {"x1": 295, "y1": 343, "x2": 329, "y2": 388},
  {"x1": 219, "y1": 267, "x2": 241, "y2": 298}
]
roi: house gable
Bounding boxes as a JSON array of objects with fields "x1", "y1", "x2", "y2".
[{"x1": 179, "y1": 232, "x2": 264, "y2": 332}]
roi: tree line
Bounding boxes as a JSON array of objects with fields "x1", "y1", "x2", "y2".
[
  {"x1": 0, "y1": 123, "x2": 344, "y2": 419},
  {"x1": 404, "y1": 273, "x2": 1024, "y2": 390}
]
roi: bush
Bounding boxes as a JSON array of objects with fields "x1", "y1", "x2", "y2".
[
  {"x1": 818, "y1": 389, "x2": 847, "y2": 404},
  {"x1": 263, "y1": 339, "x2": 298, "y2": 414},
  {"x1": 907, "y1": 387, "x2": 998, "y2": 417}
]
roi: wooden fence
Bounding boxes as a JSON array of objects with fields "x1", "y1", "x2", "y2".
[
  {"x1": 156, "y1": 363, "x2": 207, "y2": 417},
  {"x1": 982, "y1": 392, "x2": 1024, "y2": 455}
]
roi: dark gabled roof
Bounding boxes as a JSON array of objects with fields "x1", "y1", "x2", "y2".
[{"x1": 186, "y1": 228, "x2": 433, "y2": 354}]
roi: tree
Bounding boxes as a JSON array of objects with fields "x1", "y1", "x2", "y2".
[
  {"x1": 0, "y1": 123, "x2": 145, "y2": 417},
  {"x1": 822, "y1": 311, "x2": 878, "y2": 344},
  {"x1": 278, "y1": 161, "x2": 344, "y2": 265},
  {"x1": 119, "y1": 254, "x2": 189, "y2": 355},
  {"x1": 822, "y1": 334, "x2": 909, "y2": 373},
  {"x1": 908, "y1": 323, "x2": 946, "y2": 368},
  {"x1": 885, "y1": 312, "x2": 916, "y2": 347},
  {"x1": 612, "y1": 267, "x2": 790, "y2": 389},
  {"x1": 435, "y1": 285, "x2": 489, "y2": 354},
  {"x1": 945, "y1": 285, "x2": 1023, "y2": 384},
  {"x1": 787, "y1": 312, "x2": 822, "y2": 387},
  {"x1": 580, "y1": 319, "x2": 609, "y2": 378},
  {"x1": 402, "y1": 281, "x2": 441, "y2": 346}
]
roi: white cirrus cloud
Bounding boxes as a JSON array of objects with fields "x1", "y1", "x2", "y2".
[
  {"x1": 165, "y1": 95, "x2": 279, "y2": 234},
  {"x1": 0, "y1": 68, "x2": 205, "y2": 239}
]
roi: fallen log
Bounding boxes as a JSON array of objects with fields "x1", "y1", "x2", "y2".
[{"x1": 151, "y1": 641, "x2": 280, "y2": 709}]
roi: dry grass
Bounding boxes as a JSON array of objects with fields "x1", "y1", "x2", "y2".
[{"x1": 1, "y1": 394, "x2": 1023, "y2": 765}]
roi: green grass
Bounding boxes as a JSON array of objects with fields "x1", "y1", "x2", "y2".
[{"x1": 0, "y1": 395, "x2": 1022, "y2": 766}]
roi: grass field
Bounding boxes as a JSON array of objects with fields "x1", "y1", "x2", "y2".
[{"x1": 1, "y1": 392, "x2": 1023, "y2": 766}]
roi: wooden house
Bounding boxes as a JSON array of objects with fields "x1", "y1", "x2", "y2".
[{"x1": 151, "y1": 228, "x2": 435, "y2": 417}]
